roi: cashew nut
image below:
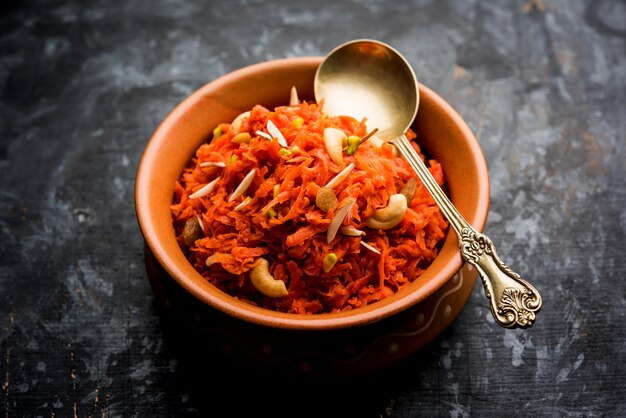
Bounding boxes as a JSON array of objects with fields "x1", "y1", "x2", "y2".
[
  {"x1": 231, "y1": 111, "x2": 250, "y2": 133},
  {"x1": 250, "y1": 258, "x2": 288, "y2": 298},
  {"x1": 365, "y1": 193, "x2": 407, "y2": 230},
  {"x1": 323, "y1": 127, "x2": 346, "y2": 164}
]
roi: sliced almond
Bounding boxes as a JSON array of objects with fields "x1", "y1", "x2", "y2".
[
  {"x1": 289, "y1": 86, "x2": 299, "y2": 106},
  {"x1": 340, "y1": 226, "x2": 365, "y2": 237},
  {"x1": 360, "y1": 240, "x2": 381, "y2": 255},
  {"x1": 195, "y1": 215, "x2": 205, "y2": 234},
  {"x1": 327, "y1": 199, "x2": 355, "y2": 243},
  {"x1": 199, "y1": 161, "x2": 226, "y2": 168},
  {"x1": 189, "y1": 177, "x2": 219, "y2": 199},
  {"x1": 255, "y1": 130, "x2": 273, "y2": 141},
  {"x1": 228, "y1": 169, "x2": 256, "y2": 202},
  {"x1": 234, "y1": 196, "x2": 252, "y2": 211},
  {"x1": 324, "y1": 162, "x2": 355, "y2": 189},
  {"x1": 267, "y1": 120, "x2": 288, "y2": 147}
]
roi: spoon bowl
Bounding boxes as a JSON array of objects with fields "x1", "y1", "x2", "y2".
[
  {"x1": 315, "y1": 39, "x2": 542, "y2": 329},
  {"x1": 314, "y1": 40, "x2": 418, "y2": 139}
]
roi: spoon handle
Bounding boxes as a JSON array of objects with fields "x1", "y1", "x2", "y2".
[{"x1": 393, "y1": 135, "x2": 542, "y2": 329}]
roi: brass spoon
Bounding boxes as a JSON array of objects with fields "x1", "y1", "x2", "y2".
[{"x1": 314, "y1": 39, "x2": 542, "y2": 329}]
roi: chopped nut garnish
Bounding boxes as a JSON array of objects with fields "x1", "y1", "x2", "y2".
[
  {"x1": 327, "y1": 199, "x2": 355, "y2": 243},
  {"x1": 289, "y1": 86, "x2": 300, "y2": 106},
  {"x1": 199, "y1": 161, "x2": 226, "y2": 168},
  {"x1": 255, "y1": 130, "x2": 272, "y2": 141},
  {"x1": 213, "y1": 125, "x2": 223, "y2": 139},
  {"x1": 346, "y1": 128, "x2": 378, "y2": 155},
  {"x1": 340, "y1": 226, "x2": 365, "y2": 237},
  {"x1": 322, "y1": 253, "x2": 338, "y2": 273},
  {"x1": 360, "y1": 240, "x2": 381, "y2": 255},
  {"x1": 291, "y1": 117, "x2": 304, "y2": 129},
  {"x1": 324, "y1": 162, "x2": 355, "y2": 189},
  {"x1": 346, "y1": 135, "x2": 360, "y2": 155},
  {"x1": 365, "y1": 194, "x2": 407, "y2": 230},
  {"x1": 323, "y1": 127, "x2": 346, "y2": 164},
  {"x1": 234, "y1": 196, "x2": 252, "y2": 211},
  {"x1": 250, "y1": 258, "x2": 288, "y2": 297},
  {"x1": 231, "y1": 132, "x2": 252, "y2": 144},
  {"x1": 267, "y1": 120, "x2": 288, "y2": 147},
  {"x1": 189, "y1": 177, "x2": 219, "y2": 199},
  {"x1": 228, "y1": 169, "x2": 256, "y2": 202}
]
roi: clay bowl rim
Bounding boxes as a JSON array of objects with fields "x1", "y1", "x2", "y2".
[{"x1": 135, "y1": 56, "x2": 490, "y2": 331}]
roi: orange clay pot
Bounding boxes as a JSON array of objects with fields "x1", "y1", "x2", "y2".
[{"x1": 135, "y1": 57, "x2": 489, "y2": 376}]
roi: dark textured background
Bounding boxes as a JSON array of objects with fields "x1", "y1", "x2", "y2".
[{"x1": 1, "y1": 0, "x2": 625, "y2": 416}]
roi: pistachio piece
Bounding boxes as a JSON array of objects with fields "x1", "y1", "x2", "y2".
[
  {"x1": 346, "y1": 135, "x2": 361, "y2": 155},
  {"x1": 291, "y1": 117, "x2": 304, "y2": 129},
  {"x1": 322, "y1": 253, "x2": 338, "y2": 273},
  {"x1": 213, "y1": 125, "x2": 223, "y2": 139},
  {"x1": 231, "y1": 132, "x2": 252, "y2": 144}
]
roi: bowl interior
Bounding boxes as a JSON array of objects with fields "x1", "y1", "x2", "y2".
[{"x1": 135, "y1": 57, "x2": 490, "y2": 330}]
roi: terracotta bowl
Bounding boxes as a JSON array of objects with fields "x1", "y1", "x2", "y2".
[{"x1": 135, "y1": 57, "x2": 490, "y2": 376}]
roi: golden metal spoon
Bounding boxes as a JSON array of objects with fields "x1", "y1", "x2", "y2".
[{"x1": 314, "y1": 39, "x2": 542, "y2": 329}]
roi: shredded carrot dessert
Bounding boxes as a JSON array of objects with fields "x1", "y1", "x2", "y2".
[{"x1": 171, "y1": 88, "x2": 448, "y2": 314}]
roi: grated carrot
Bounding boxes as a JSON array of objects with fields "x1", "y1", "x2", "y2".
[{"x1": 171, "y1": 99, "x2": 448, "y2": 314}]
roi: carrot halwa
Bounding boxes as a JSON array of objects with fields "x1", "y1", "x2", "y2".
[{"x1": 171, "y1": 94, "x2": 448, "y2": 314}]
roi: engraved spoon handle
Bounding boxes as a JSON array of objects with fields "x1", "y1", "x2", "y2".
[{"x1": 393, "y1": 134, "x2": 542, "y2": 329}]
